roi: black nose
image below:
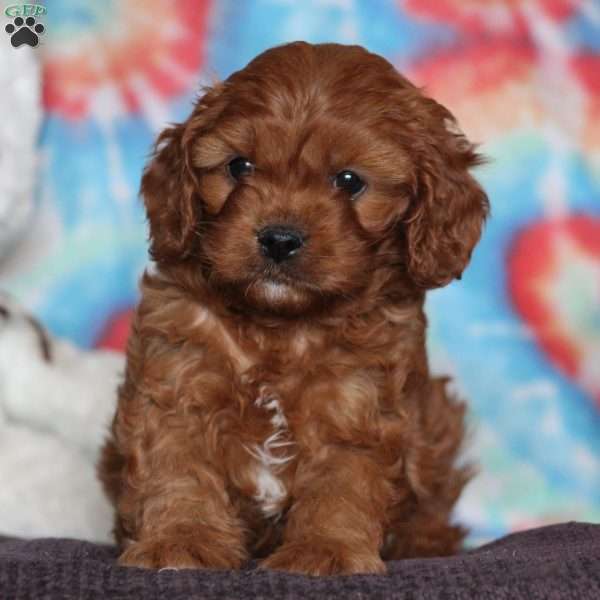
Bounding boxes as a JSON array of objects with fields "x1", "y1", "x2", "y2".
[{"x1": 257, "y1": 226, "x2": 305, "y2": 263}]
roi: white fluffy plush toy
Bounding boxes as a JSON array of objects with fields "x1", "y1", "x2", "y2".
[
  {"x1": 0, "y1": 39, "x2": 39, "y2": 261},
  {"x1": 0, "y1": 296, "x2": 123, "y2": 542},
  {"x1": 0, "y1": 40, "x2": 122, "y2": 543}
]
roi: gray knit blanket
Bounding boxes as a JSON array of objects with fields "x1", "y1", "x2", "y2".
[{"x1": 1, "y1": 522, "x2": 599, "y2": 599}]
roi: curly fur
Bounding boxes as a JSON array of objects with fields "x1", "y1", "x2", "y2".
[{"x1": 98, "y1": 42, "x2": 489, "y2": 575}]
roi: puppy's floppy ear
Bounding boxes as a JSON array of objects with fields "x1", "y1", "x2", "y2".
[
  {"x1": 403, "y1": 102, "x2": 489, "y2": 289},
  {"x1": 141, "y1": 124, "x2": 199, "y2": 263},
  {"x1": 141, "y1": 85, "x2": 223, "y2": 264}
]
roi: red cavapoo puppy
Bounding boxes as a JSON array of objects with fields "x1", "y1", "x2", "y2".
[{"x1": 99, "y1": 41, "x2": 489, "y2": 575}]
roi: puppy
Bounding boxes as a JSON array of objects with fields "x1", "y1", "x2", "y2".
[{"x1": 99, "y1": 42, "x2": 489, "y2": 576}]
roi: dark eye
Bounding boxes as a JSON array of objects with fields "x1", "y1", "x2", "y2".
[
  {"x1": 333, "y1": 170, "x2": 366, "y2": 198},
  {"x1": 227, "y1": 156, "x2": 254, "y2": 181}
]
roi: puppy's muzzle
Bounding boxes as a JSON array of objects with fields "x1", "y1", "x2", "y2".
[{"x1": 257, "y1": 226, "x2": 305, "y2": 263}]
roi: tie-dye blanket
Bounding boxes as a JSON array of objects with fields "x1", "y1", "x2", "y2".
[{"x1": 1, "y1": 0, "x2": 599, "y2": 545}]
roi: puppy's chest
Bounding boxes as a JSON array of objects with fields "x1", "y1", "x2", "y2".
[{"x1": 197, "y1": 316, "x2": 394, "y2": 517}]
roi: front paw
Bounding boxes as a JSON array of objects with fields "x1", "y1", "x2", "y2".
[
  {"x1": 119, "y1": 536, "x2": 244, "y2": 570},
  {"x1": 261, "y1": 539, "x2": 386, "y2": 576}
]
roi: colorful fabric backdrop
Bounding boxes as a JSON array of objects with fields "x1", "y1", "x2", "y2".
[{"x1": 2, "y1": 0, "x2": 599, "y2": 545}]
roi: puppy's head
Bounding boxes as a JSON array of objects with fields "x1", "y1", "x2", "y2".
[{"x1": 143, "y1": 42, "x2": 489, "y2": 316}]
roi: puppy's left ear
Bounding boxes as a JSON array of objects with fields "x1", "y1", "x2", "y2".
[{"x1": 403, "y1": 102, "x2": 490, "y2": 289}]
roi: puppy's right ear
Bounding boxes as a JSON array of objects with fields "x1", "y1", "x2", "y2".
[
  {"x1": 141, "y1": 124, "x2": 200, "y2": 264},
  {"x1": 141, "y1": 85, "x2": 224, "y2": 264}
]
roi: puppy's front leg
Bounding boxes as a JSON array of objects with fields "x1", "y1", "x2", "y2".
[
  {"x1": 117, "y1": 460, "x2": 247, "y2": 570},
  {"x1": 261, "y1": 449, "x2": 393, "y2": 575},
  {"x1": 106, "y1": 401, "x2": 248, "y2": 570}
]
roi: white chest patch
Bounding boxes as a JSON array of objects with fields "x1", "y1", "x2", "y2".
[{"x1": 247, "y1": 387, "x2": 294, "y2": 518}]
